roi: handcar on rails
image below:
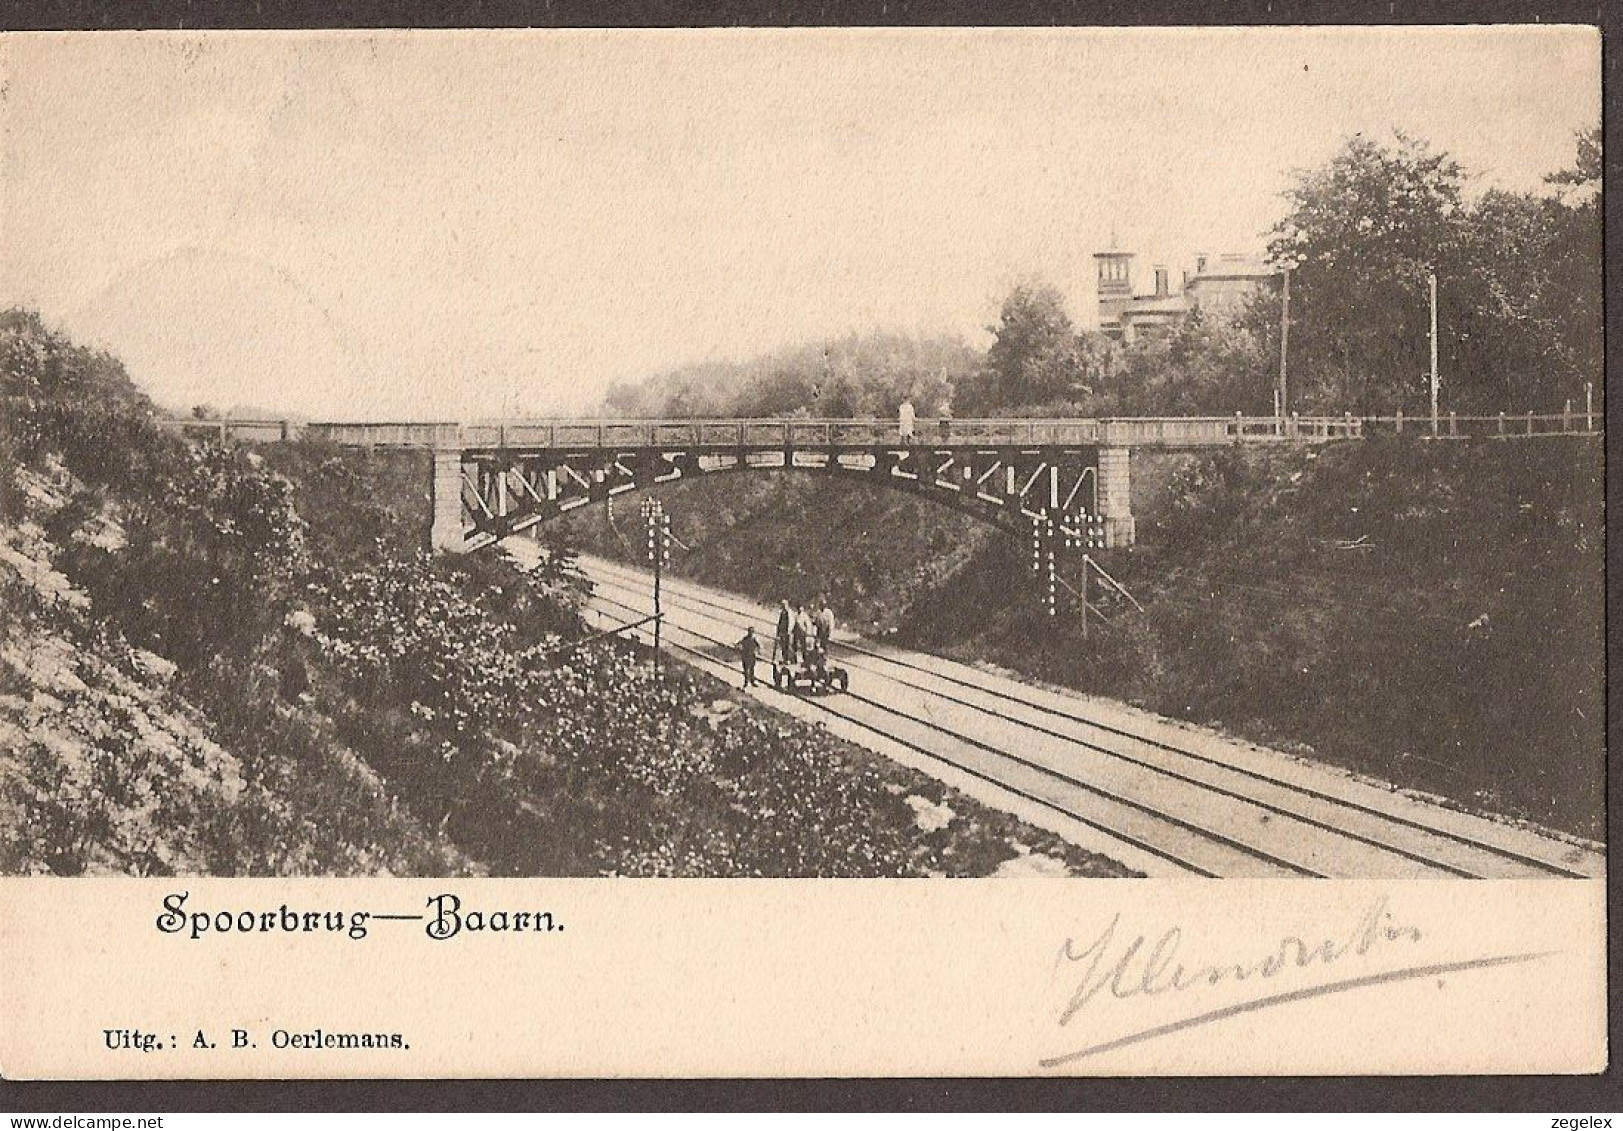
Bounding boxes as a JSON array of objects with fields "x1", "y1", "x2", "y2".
[{"x1": 771, "y1": 650, "x2": 849, "y2": 695}]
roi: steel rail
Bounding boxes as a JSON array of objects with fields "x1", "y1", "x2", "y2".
[
  {"x1": 587, "y1": 561, "x2": 1580, "y2": 878},
  {"x1": 581, "y1": 590, "x2": 1231, "y2": 877},
  {"x1": 582, "y1": 557, "x2": 1592, "y2": 879},
  {"x1": 593, "y1": 572, "x2": 1466, "y2": 875},
  {"x1": 586, "y1": 584, "x2": 1332, "y2": 878},
  {"x1": 585, "y1": 575, "x2": 1418, "y2": 878}
]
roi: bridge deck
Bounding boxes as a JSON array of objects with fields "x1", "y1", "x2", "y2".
[{"x1": 150, "y1": 412, "x2": 1599, "y2": 451}]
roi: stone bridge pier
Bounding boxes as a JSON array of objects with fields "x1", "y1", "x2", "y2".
[
  {"x1": 1096, "y1": 444, "x2": 1134, "y2": 548},
  {"x1": 430, "y1": 424, "x2": 467, "y2": 554}
]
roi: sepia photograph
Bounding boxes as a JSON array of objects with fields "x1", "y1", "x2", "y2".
[
  {"x1": 0, "y1": 21, "x2": 1607, "y2": 1085},
  {"x1": 0, "y1": 26, "x2": 1601, "y2": 883}
]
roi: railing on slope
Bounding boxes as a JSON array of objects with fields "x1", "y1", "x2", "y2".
[{"x1": 1358, "y1": 410, "x2": 1602, "y2": 439}]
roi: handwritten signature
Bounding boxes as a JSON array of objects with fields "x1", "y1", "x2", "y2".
[{"x1": 1041, "y1": 895, "x2": 1550, "y2": 1068}]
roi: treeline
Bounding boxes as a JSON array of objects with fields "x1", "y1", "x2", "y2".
[
  {"x1": 608, "y1": 128, "x2": 1600, "y2": 422},
  {"x1": 603, "y1": 331, "x2": 975, "y2": 420},
  {"x1": 1267, "y1": 128, "x2": 1601, "y2": 415}
]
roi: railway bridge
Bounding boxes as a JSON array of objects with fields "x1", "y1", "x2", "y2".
[{"x1": 161, "y1": 411, "x2": 1593, "y2": 553}]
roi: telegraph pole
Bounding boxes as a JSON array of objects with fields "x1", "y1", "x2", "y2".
[
  {"x1": 1078, "y1": 540, "x2": 1088, "y2": 640},
  {"x1": 1277, "y1": 267, "x2": 1291, "y2": 423},
  {"x1": 1045, "y1": 513, "x2": 1057, "y2": 620},
  {"x1": 1030, "y1": 512, "x2": 1058, "y2": 619},
  {"x1": 1428, "y1": 270, "x2": 1439, "y2": 434},
  {"x1": 642, "y1": 497, "x2": 670, "y2": 679}
]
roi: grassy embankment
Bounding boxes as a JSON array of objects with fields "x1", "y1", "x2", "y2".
[{"x1": 557, "y1": 437, "x2": 1604, "y2": 839}]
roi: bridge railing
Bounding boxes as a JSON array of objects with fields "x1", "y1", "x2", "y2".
[
  {"x1": 1234, "y1": 415, "x2": 1365, "y2": 441},
  {"x1": 1097, "y1": 415, "x2": 1376, "y2": 444},
  {"x1": 939, "y1": 418, "x2": 1106, "y2": 444},
  {"x1": 1100, "y1": 417, "x2": 1243, "y2": 446},
  {"x1": 1356, "y1": 411, "x2": 1600, "y2": 439},
  {"x1": 148, "y1": 412, "x2": 1600, "y2": 449},
  {"x1": 456, "y1": 418, "x2": 1109, "y2": 448},
  {"x1": 157, "y1": 417, "x2": 300, "y2": 443},
  {"x1": 305, "y1": 422, "x2": 457, "y2": 448}
]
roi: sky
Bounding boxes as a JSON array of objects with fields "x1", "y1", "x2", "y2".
[{"x1": 0, "y1": 27, "x2": 1600, "y2": 419}]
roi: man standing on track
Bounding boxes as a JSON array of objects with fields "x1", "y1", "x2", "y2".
[
  {"x1": 794, "y1": 602, "x2": 814, "y2": 662},
  {"x1": 736, "y1": 627, "x2": 760, "y2": 688},
  {"x1": 775, "y1": 599, "x2": 794, "y2": 664},
  {"x1": 814, "y1": 597, "x2": 835, "y2": 655}
]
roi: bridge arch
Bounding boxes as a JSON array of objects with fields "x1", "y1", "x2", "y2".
[{"x1": 446, "y1": 441, "x2": 1116, "y2": 554}]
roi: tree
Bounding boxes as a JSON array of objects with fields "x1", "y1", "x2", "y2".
[
  {"x1": 1421, "y1": 130, "x2": 1600, "y2": 413},
  {"x1": 1538, "y1": 127, "x2": 1603, "y2": 408},
  {"x1": 603, "y1": 331, "x2": 975, "y2": 420},
  {"x1": 1268, "y1": 128, "x2": 1601, "y2": 415},
  {"x1": 60, "y1": 443, "x2": 310, "y2": 673},
  {"x1": 1268, "y1": 131, "x2": 1467, "y2": 414},
  {"x1": 1547, "y1": 125, "x2": 1601, "y2": 196},
  {"x1": 1448, "y1": 190, "x2": 1571, "y2": 410},
  {"x1": 2, "y1": 309, "x2": 175, "y2": 494},
  {"x1": 1111, "y1": 310, "x2": 1271, "y2": 416},
  {"x1": 956, "y1": 283, "x2": 1104, "y2": 413}
]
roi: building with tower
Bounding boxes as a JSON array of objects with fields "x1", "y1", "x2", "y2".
[
  {"x1": 1183, "y1": 252, "x2": 1278, "y2": 318},
  {"x1": 1093, "y1": 248, "x2": 1135, "y2": 335},
  {"x1": 1092, "y1": 248, "x2": 1276, "y2": 344}
]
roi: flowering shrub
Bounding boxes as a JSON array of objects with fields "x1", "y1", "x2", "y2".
[
  {"x1": 307, "y1": 552, "x2": 544, "y2": 773},
  {"x1": 1, "y1": 309, "x2": 174, "y2": 492},
  {"x1": 294, "y1": 540, "x2": 1100, "y2": 876},
  {"x1": 54, "y1": 442, "x2": 308, "y2": 673}
]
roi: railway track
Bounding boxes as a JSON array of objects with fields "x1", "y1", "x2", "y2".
[{"x1": 550, "y1": 550, "x2": 1602, "y2": 880}]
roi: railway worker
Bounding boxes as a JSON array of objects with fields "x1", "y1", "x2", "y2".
[
  {"x1": 814, "y1": 598, "x2": 835, "y2": 653},
  {"x1": 898, "y1": 398, "x2": 916, "y2": 443},
  {"x1": 793, "y1": 602, "x2": 815, "y2": 661},
  {"x1": 775, "y1": 600, "x2": 794, "y2": 663},
  {"x1": 808, "y1": 639, "x2": 829, "y2": 681},
  {"x1": 736, "y1": 627, "x2": 761, "y2": 688}
]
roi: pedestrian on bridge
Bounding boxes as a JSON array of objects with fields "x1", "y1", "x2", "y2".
[
  {"x1": 898, "y1": 398, "x2": 916, "y2": 444},
  {"x1": 736, "y1": 628, "x2": 760, "y2": 688}
]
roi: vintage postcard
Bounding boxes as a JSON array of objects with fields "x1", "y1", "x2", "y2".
[{"x1": 0, "y1": 25, "x2": 1605, "y2": 1079}]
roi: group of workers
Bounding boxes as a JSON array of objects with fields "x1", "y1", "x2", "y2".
[
  {"x1": 730, "y1": 396, "x2": 923, "y2": 690},
  {"x1": 734, "y1": 597, "x2": 837, "y2": 689}
]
